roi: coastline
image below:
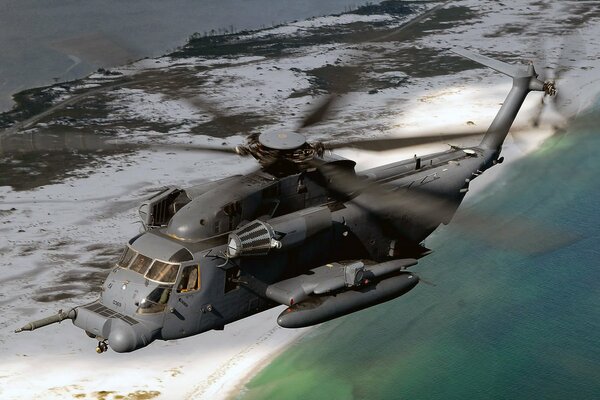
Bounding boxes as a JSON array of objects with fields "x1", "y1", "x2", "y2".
[
  {"x1": 205, "y1": 324, "x2": 310, "y2": 400},
  {"x1": 225, "y1": 0, "x2": 600, "y2": 397}
]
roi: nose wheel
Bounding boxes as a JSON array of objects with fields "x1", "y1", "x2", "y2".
[{"x1": 96, "y1": 340, "x2": 108, "y2": 354}]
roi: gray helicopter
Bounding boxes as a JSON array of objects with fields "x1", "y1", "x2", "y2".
[{"x1": 15, "y1": 46, "x2": 565, "y2": 354}]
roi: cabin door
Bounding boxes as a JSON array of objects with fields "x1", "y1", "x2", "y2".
[{"x1": 162, "y1": 262, "x2": 202, "y2": 339}]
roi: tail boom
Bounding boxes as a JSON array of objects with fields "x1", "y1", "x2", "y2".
[{"x1": 452, "y1": 48, "x2": 545, "y2": 151}]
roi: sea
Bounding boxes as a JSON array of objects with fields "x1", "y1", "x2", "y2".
[
  {"x1": 0, "y1": 0, "x2": 371, "y2": 112},
  {"x1": 239, "y1": 110, "x2": 600, "y2": 399}
]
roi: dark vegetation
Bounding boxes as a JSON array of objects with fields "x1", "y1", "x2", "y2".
[
  {"x1": 0, "y1": 1, "x2": 476, "y2": 130},
  {"x1": 0, "y1": 0, "x2": 483, "y2": 191},
  {"x1": 0, "y1": 85, "x2": 64, "y2": 128},
  {"x1": 170, "y1": 1, "x2": 418, "y2": 60}
]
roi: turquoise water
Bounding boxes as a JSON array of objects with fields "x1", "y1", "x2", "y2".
[{"x1": 240, "y1": 110, "x2": 600, "y2": 399}]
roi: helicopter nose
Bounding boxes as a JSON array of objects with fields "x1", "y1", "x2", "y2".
[
  {"x1": 108, "y1": 319, "x2": 141, "y2": 353},
  {"x1": 73, "y1": 301, "x2": 162, "y2": 353},
  {"x1": 107, "y1": 318, "x2": 157, "y2": 353}
]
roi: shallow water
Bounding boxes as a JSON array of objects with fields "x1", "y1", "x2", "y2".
[
  {"x1": 240, "y1": 111, "x2": 600, "y2": 399},
  {"x1": 0, "y1": 0, "x2": 371, "y2": 112}
]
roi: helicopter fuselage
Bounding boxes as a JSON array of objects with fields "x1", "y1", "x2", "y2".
[
  {"x1": 69, "y1": 145, "x2": 497, "y2": 352},
  {"x1": 17, "y1": 47, "x2": 548, "y2": 353}
]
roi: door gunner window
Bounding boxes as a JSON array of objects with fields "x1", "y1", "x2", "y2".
[{"x1": 177, "y1": 265, "x2": 200, "y2": 293}]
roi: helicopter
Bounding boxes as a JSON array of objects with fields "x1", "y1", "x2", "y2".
[{"x1": 13, "y1": 44, "x2": 568, "y2": 354}]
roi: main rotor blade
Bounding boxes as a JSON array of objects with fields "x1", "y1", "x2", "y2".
[
  {"x1": 366, "y1": 1, "x2": 452, "y2": 44},
  {"x1": 312, "y1": 161, "x2": 579, "y2": 255},
  {"x1": 555, "y1": 32, "x2": 585, "y2": 81},
  {"x1": 322, "y1": 130, "x2": 486, "y2": 152},
  {"x1": 48, "y1": 32, "x2": 142, "y2": 69},
  {"x1": 298, "y1": 94, "x2": 338, "y2": 130},
  {"x1": 184, "y1": 95, "x2": 232, "y2": 123},
  {"x1": 0, "y1": 131, "x2": 132, "y2": 155},
  {"x1": 311, "y1": 159, "x2": 457, "y2": 229},
  {"x1": 296, "y1": 2, "x2": 451, "y2": 132},
  {"x1": 146, "y1": 142, "x2": 243, "y2": 155},
  {"x1": 447, "y1": 206, "x2": 579, "y2": 255},
  {"x1": 0, "y1": 131, "x2": 245, "y2": 157},
  {"x1": 182, "y1": 96, "x2": 257, "y2": 136}
]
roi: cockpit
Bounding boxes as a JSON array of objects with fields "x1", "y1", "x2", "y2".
[
  {"x1": 117, "y1": 247, "x2": 180, "y2": 284},
  {"x1": 115, "y1": 246, "x2": 200, "y2": 314}
]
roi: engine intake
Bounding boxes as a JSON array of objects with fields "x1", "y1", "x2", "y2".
[
  {"x1": 227, "y1": 220, "x2": 281, "y2": 257},
  {"x1": 227, "y1": 206, "x2": 331, "y2": 258}
]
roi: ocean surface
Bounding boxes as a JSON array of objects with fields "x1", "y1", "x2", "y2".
[
  {"x1": 240, "y1": 109, "x2": 600, "y2": 399},
  {"x1": 0, "y1": 0, "x2": 372, "y2": 112}
]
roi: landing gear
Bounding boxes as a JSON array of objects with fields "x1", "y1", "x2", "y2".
[{"x1": 95, "y1": 340, "x2": 108, "y2": 354}]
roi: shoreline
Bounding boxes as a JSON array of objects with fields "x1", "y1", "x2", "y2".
[
  {"x1": 224, "y1": 328, "x2": 311, "y2": 400},
  {"x1": 216, "y1": 0, "x2": 600, "y2": 396}
]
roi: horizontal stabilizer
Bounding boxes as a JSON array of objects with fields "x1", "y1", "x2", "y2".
[{"x1": 452, "y1": 47, "x2": 530, "y2": 79}]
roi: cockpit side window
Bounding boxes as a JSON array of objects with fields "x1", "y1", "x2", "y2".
[
  {"x1": 137, "y1": 285, "x2": 171, "y2": 314},
  {"x1": 117, "y1": 247, "x2": 137, "y2": 268},
  {"x1": 177, "y1": 265, "x2": 200, "y2": 293},
  {"x1": 146, "y1": 261, "x2": 179, "y2": 284},
  {"x1": 129, "y1": 254, "x2": 153, "y2": 274}
]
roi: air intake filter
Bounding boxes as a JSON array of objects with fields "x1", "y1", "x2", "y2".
[{"x1": 227, "y1": 220, "x2": 281, "y2": 258}]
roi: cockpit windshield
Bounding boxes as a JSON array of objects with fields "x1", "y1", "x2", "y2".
[
  {"x1": 146, "y1": 261, "x2": 178, "y2": 284},
  {"x1": 116, "y1": 247, "x2": 182, "y2": 284},
  {"x1": 117, "y1": 247, "x2": 136, "y2": 268},
  {"x1": 130, "y1": 254, "x2": 153, "y2": 274}
]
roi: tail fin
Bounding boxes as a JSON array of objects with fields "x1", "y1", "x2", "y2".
[{"x1": 452, "y1": 47, "x2": 545, "y2": 150}]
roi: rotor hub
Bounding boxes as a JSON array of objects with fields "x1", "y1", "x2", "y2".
[
  {"x1": 543, "y1": 80, "x2": 557, "y2": 96},
  {"x1": 258, "y1": 131, "x2": 307, "y2": 151}
]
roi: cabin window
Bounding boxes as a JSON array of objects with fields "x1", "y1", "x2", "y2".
[
  {"x1": 223, "y1": 201, "x2": 241, "y2": 216},
  {"x1": 129, "y1": 254, "x2": 153, "y2": 274},
  {"x1": 256, "y1": 199, "x2": 279, "y2": 217},
  {"x1": 263, "y1": 184, "x2": 279, "y2": 197},
  {"x1": 177, "y1": 265, "x2": 200, "y2": 293},
  {"x1": 224, "y1": 266, "x2": 241, "y2": 293},
  {"x1": 117, "y1": 247, "x2": 137, "y2": 268},
  {"x1": 146, "y1": 261, "x2": 179, "y2": 284},
  {"x1": 223, "y1": 202, "x2": 242, "y2": 231}
]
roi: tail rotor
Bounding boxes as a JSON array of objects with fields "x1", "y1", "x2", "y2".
[{"x1": 530, "y1": 32, "x2": 586, "y2": 128}]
